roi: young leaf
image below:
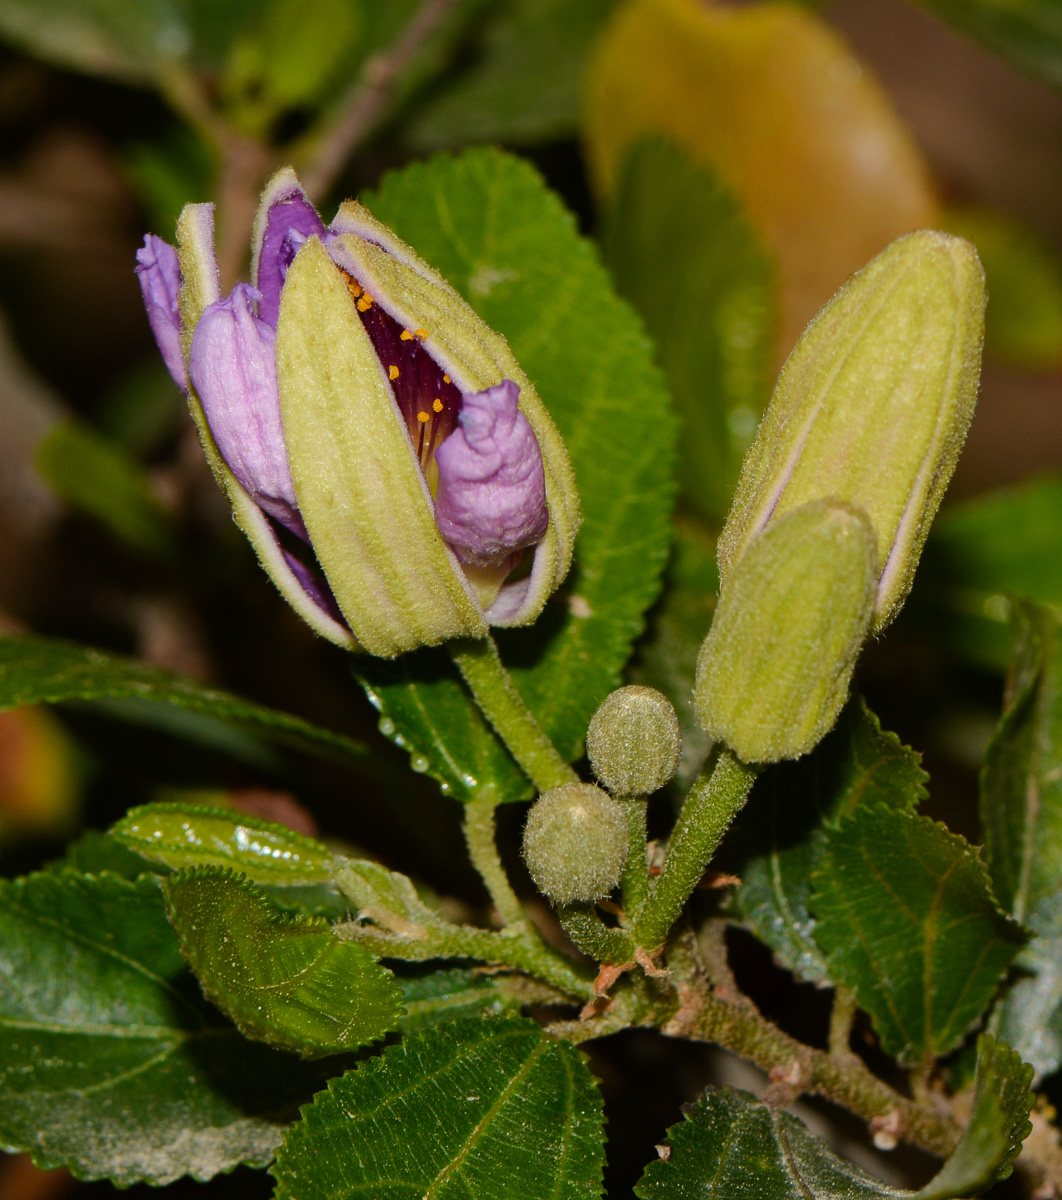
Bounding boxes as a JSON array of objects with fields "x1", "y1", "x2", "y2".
[
  {"x1": 0, "y1": 870, "x2": 333, "y2": 1186},
  {"x1": 163, "y1": 868, "x2": 403, "y2": 1058},
  {"x1": 0, "y1": 633, "x2": 369, "y2": 766},
  {"x1": 726, "y1": 698, "x2": 927, "y2": 985},
  {"x1": 112, "y1": 802, "x2": 336, "y2": 885},
  {"x1": 634, "y1": 1086, "x2": 907, "y2": 1200},
  {"x1": 272, "y1": 1016, "x2": 605, "y2": 1200},
  {"x1": 982, "y1": 600, "x2": 1062, "y2": 1075},
  {"x1": 361, "y1": 146, "x2": 676, "y2": 770},
  {"x1": 811, "y1": 806, "x2": 1025, "y2": 1064},
  {"x1": 356, "y1": 648, "x2": 531, "y2": 805},
  {"x1": 914, "y1": 1036, "x2": 1033, "y2": 1200},
  {"x1": 333, "y1": 856, "x2": 451, "y2": 935},
  {"x1": 603, "y1": 137, "x2": 775, "y2": 526}
]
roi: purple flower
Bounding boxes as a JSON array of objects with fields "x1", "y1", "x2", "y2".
[
  {"x1": 435, "y1": 381, "x2": 549, "y2": 566},
  {"x1": 135, "y1": 235, "x2": 188, "y2": 393}
]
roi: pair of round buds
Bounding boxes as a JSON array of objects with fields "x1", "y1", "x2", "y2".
[{"x1": 522, "y1": 685, "x2": 681, "y2": 904}]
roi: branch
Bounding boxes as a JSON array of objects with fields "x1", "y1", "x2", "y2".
[{"x1": 299, "y1": 0, "x2": 463, "y2": 203}]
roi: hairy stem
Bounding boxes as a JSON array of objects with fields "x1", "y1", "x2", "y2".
[
  {"x1": 618, "y1": 796, "x2": 651, "y2": 921},
  {"x1": 828, "y1": 986, "x2": 858, "y2": 1059},
  {"x1": 635, "y1": 748, "x2": 757, "y2": 950},
  {"x1": 298, "y1": 0, "x2": 461, "y2": 201},
  {"x1": 463, "y1": 791, "x2": 524, "y2": 926},
  {"x1": 450, "y1": 636, "x2": 577, "y2": 794}
]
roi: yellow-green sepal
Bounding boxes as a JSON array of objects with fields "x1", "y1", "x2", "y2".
[
  {"x1": 328, "y1": 201, "x2": 581, "y2": 628},
  {"x1": 718, "y1": 230, "x2": 985, "y2": 633},
  {"x1": 276, "y1": 235, "x2": 490, "y2": 657},
  {"x1": 175, "y1": 203, "x2": 356, "y2": 649},
  {"x1": 696, "y1": 499, "x2": 877, "y2": 764}
]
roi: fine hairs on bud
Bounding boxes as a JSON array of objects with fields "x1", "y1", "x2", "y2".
[
  {"x1": 587, "y1": 685, "x2": 681, "y2": 796},
  {"x1": 522, "y1": 783, "x2": 629, "y2": 904}
]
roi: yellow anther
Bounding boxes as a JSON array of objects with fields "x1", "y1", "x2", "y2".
[
  {"x1": 443, "y1": 374, "x2": 451, "y2": 384},
  {"x1": 346, "y1": 279, "x2": 363, "y2": 298},
  {"x1": 389, "y1": 365, "x2": 400, "y2": 380},
  {"x1": 433, "y1": 398, "x2": 443, "y2": 413},
  {"x1": 417, "y1": 411, "x2": 430, "y2": 423},
  {"x1": 400, "y1": 330, "x2": 414, "y2": 341},
  {"x1": 414, "y1": 328, "x2": 428, "y2": 340},
  {"x1": 357, "y1": 294, "x2": 374, "y2": 312}
]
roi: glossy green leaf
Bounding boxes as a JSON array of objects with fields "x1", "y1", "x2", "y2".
[
  {"x1": 726, "y1": 698, "x2": 927, "y2": 985},
  {"x1": 629, "y1": 519, "x2": 719, "y2": 788},
  {"x1": 272, "y1": 1016, "x2": 605, "y2": 1200},
  {"x1": 406, "y1": 0, "x2": 620, "y2": 149},
  {"x1": 356, "y1": 648, "x2": 531, "y2": 805},
  {"x1": 914, "y1": 0, "x2": 1062, "y2": 91},
  {"x1": 0, "y1": 870, "x2": 334, "y2": 1186},
  {"x1": 112, "y1": 802, "x2": 336, "y2": 885},
  {"x1": 811, "y1": 805, "x2": 1025, "y2": 1064},
  {"x1": 394, "y1": 967, "x2": 522, "y2": 1033},
  {"x1": 362, "y1": 147, "x2": 676, "y2": 772},
  {"x1": 0, "y1": 633, "x2": 369, "y2": 766},
  {"x1": 634, "y1": 1086, "x2": 907, "y2": 1200},
  {"x1": 36, "y1": 419, "x2": 174, "y2": 557},
  {"x1": 913, "y1": 476, "x2": 1062, "y2": 670},
  {"x1": 982, "y1": 600, "x2": 1062, "y2": 1075},
  {"x1": 915, "y1": 1036, "x2": 1033, "y2": 1200},
  {"x1": 164, "y1": 868, "x2": 403, "y2": 1057},
  {"x1": 603, "y1": 137, "x2": 775, "y2": 526},
  {"x1": 942, "y1": 207, "x2": 1062, "y2": 371}
]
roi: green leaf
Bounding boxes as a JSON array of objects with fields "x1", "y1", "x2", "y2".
[
  {"x1": 52, "y1": 828, "x2": 158, "y2": 879},
  {"x1": 363, "y1": 146, "x2": 676, "y2": 769},
  {"x1": 406, "y1": 0, "x2": 621, "y2": 149},
  {"x1": 914, "y1": 1, "x2": 1062, "y2": 92},
  {"x1": 941, "y1": 206, "x2": 1062, "y2": 371},
  {"x1": 726, "y1": 698, "x2": 927, "y2": 985},
  {"x1": 603, "y1": 137, "x2": 775, "y2": 526},
  {"x1": 0, "y1": 633, "x2": 369, "y2": 767},
  {"x1": 112, "y1": 802, "x2": 337, "y2": 885},
  {"x1": 356, "y1": 648, "x2": 532, "y2": 805},
  {"x1": 913, "y1": 476, "x2": 1062, "y2": 671},
  {"x1": 982, "y1": 600, "x2": 1062, "y2": 1074},
  {"x1": 634, "y1": 1086, "x2": 907, "y2": 1200},
  {"x1": 0, "y1": 870, "x2": 334, "y2": 1185},
  {"x1": 333, "y1": 855, "x2": 453, "y2": 935},
  {"x1": 163, "y1": 868, "x2": 404, "y2": 1058},
  {"x1": 271, "y1": 1016, "x2": 605, "y2": 1200},
  {"x1": 36, "y1": 418, "x2": 174, "y2": 557},
  {"x1": 394, "y1": 967, "x2": 522, "y2": 1032},
  {"x1": 915, "y1": 1036, "x2": 1033, "y2": 1200},
  {"x1": 811, "y1": 805, "x2": 1025, "y2": 1064},
  {"x1": 630, "y1": 518, "x2": 719, "y2": 788}
]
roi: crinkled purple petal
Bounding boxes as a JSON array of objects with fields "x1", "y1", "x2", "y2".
[
  {"x1": 135, "y1": 235, "x2": 188, "y2": 393},
  {"x1": 255, "y1": 188, "x2": 327, "y2": 329},
  {"x1": 189, "y1": 283, "x2": 306, "y2": 539},
  {"x1": 434, "y1": 380, "x2": 549, "y2": 567}
]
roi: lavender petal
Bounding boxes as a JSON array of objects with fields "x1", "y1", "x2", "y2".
[
  {"x1": 434, "y1": 380, "x2": 549, "y2": 567},
  {"x1": 135, "y1": 235, "x2": 188, "y2": 393},
  {"x1": 255, "y1": 187, "x2": 327, "y2": 329},
  {"x1": 189, "y1": 283, "x2": 306, "y2": 539}
]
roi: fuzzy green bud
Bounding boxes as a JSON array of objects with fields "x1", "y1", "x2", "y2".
[
  {"x1": 587, "y1": 685, "x2": 681, "y2": 796},
  {"x1": 696, "y1": 499, "x2": 876, "y2": 763},
  {"x1": 718, "y1": 230, "x2": 985, "y2": 634},
  {"x1": 522, "y1": 783, "x2": 629, "y2": 904}
]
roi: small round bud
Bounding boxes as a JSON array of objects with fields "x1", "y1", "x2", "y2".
[
  {"x1": 587, "y1": 685, "x2": 681, "y2": 796},
  {"x1": 522, "y1": 783, "x2": 629, "y2": 904}
]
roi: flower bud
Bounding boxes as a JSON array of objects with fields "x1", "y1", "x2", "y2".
[
  {"x1": 587, "y1": 685, "x2": 681, "y2": 796},
  {"x1": 696, "y1": 499, "x2": 876, "y2": 763},
  {"x1": 139, "y1": 168, "x2": 580, "y2": 657},
  {"x1": 522, "y1": 783, "x2": 629, "y2": 904},
  {"x1": 717, "y1": 230, "x2": 985, "y2": 633}
]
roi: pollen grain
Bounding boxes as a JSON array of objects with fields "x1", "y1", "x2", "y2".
[
  {"x1": 414, "y1": 328, "x2": 428, "y2": 340},
  {"x1": 389, "y1": 365, "x2": 400, "y2": 380},
  {"x1": 433, "y1": 398, "x2": 443, "y2": 413},
  {"x1": 443, "y1": 375, "x2": 451, "y2": 384}
]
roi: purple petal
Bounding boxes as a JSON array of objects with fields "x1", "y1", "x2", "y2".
[
  {"x1": 434, "y1": 380, "x2": 549, "y2": 566},
  {"x1": 189, "y1": 283, "x2": 306, "y2": 539},
  {"x1": 280, "y1": 545, "x2": 347, "y2": 626},
  {"x1": 255, "y1": 188, "x2": 327, "y2": 329},
  {"x1": 135, "y1": 235, "x2": 188, "y2": 393}
]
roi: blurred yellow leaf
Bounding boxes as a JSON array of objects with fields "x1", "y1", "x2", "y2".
[
  {"x1": 0, "y1": 706, "x2": 79, "y2": 841},
  {"x1": 583, "y1": 0, "x2": 938, "y2": 355}
]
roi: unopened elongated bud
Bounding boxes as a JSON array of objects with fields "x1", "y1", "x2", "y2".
[
  {"x1": 587, "y1": 685, "x2": 681, "y2": 796},
  {"x1": 696, "y1": 500, "x2": 876, "y2": 763},
  {"x1": 522, "y1": 783, "x2": 629, "y2": 904},
  {"x1": 718, "y1": 230, "x2": 985, "y2": 632}
]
